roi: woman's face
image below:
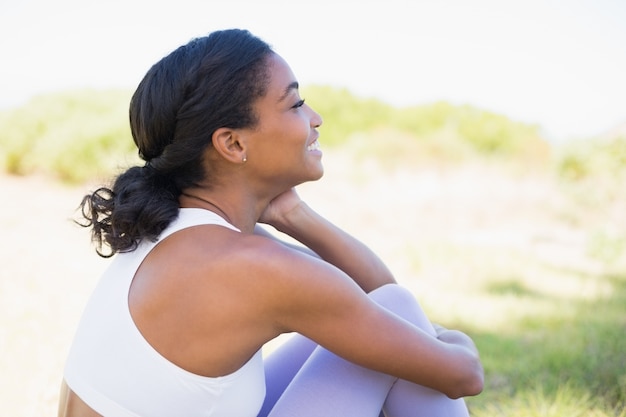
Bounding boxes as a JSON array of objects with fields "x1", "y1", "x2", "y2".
[{"x1": 242, "y1": 53, "x2": 324, "y2": 191}]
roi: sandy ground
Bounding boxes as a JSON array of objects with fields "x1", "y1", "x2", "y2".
[
  {"x1": 0, "y1": 153, "x2": 599, "y2": 416},
  {"x1": 0, "y1": 174, "x2": 111, "y2": 416}
]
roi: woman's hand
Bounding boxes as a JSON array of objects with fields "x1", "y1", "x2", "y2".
[
  {"x1": 258, "y1": 187, "x2": 396, "y2": 292},
  {"x1": 258, "y1": 188, "x2": 304, "y2": 228},
  {"x1": 433, "y1": 324, "x2": 481, "y2": 358}
]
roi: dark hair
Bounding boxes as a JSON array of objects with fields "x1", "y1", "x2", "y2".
[{"x1": 78, "y1": 29, "x2": 273, "y2": 257}]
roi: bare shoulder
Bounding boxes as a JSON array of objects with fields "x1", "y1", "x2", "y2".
[
  {"x1": 159, "y1": 223, "x2": 337, "y2": 282},
  {"x1": 184, "y1": 226, "x2": 370, "y2": 320},
  {"x1": 139, "y1": 223, "x2": 370, "y2": 327},
  {"x1": 141, "y1": 223, "x2": 379, "y2": 344},
  {"x1": 136, "y1": 222, "x2": 357, "y2": 312},
  {"x1": 229, "y1": 230, "x2": 378, "y2": 335}
]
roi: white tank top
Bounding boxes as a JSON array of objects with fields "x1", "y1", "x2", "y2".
[{"x1": 64, "y1": 208, "x2": 265, "y2": 417}]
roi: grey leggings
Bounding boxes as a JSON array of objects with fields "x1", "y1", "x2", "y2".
[{"x1": 258, "y1": 284, "x2": 470, "y2": 417}]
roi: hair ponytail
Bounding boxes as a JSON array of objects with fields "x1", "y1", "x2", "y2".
[{"x1": 78, "y1": 165, "x2": 179, "y2": 257}]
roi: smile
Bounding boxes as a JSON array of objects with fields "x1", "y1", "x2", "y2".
[{"x1": 307, "y1": 140, "x2": 320, "y2": 152}]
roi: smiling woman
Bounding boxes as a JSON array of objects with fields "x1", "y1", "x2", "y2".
[
  {"x1": 58, "y1": 29, "x2": 483, "y2": 417},
  {"x1": 222, "y1": 55, "x2": 324, "y2": 194}
]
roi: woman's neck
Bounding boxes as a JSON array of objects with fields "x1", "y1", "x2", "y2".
[
  {"x1": 180, "y1": 192, "x2": 232, "y2": 223},
  {"x1": 178, "y1": 190, "x2": 263, "y2": 234}
]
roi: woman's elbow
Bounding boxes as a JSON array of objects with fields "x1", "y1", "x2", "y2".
[
  {"x1": 458, "y1": 371, "x2": 484, "y2": 399},
  {"x1": 447, "y1": 359, "x2": 484, "y2": 399}
]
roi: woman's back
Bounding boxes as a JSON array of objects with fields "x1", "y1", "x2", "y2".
[{"x1": 62, "y1": 209, "x2": 267, "y2": 417}]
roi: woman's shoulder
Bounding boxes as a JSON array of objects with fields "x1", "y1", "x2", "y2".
[
  {"x1": 147, "y1": 221, "x2": 301, "y2": 276},
  {"x1": 147, "y1": 221, "x2": 350, "y2": 305},
  {"x1": 228, "y1": 231, "x2": 363, "y2": 307}
]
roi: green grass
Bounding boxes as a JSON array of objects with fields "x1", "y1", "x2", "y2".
[
  {"x1": 469, "y1": 273, "x2": 626, "y2": 415},
  {"x1": 473, "y1": 384, "x2": 626, "y2": 417},
  {"x1": 402, "y1": 240, "x2": 626, "y2": 416}
]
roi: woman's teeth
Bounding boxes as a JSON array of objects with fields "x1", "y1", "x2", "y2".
[{"x1": 307, "y1": 141, "x2": 320, "y2": 151}]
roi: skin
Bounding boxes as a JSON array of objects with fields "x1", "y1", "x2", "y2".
[{"x1": 58, "y1": 53, "x2": 483, "y2": 417}]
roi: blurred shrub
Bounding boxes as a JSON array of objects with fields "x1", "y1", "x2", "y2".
[
  {"x1": 302, "y1": 85, "x2": 394, "y2": 147},
  {"x1": 392, "y1": 101, "x2": 456, "y2": 134},
  {"x1": 557, "y1": 134, "x2": 626, "y2": 181},
  {"x1": 0, "y1": 86, "x2": 552, "y2": 182},
  {"x1": 394, "y1": 103, "x2": 550, "y2": 162},
  {"x1": 344, "y1": 126, "x2": 477, "y2": 171},
  {"x1": 0, "y1": 89, "x2": 138, "y2": 183},
  {"x1": 555, "y1": 133, "x2": 626, "y2": 266},
  {"x1": 305, "y1": 85, "x2": 551, "y2": 167}
]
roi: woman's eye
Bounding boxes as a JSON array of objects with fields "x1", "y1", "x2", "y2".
[{"x1": 292, "y1": 99, "x2": 305, "y2": 109}]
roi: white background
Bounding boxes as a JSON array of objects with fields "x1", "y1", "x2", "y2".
[{"x1": 1, "y1": 0, "x2": 625, "y2": 141}]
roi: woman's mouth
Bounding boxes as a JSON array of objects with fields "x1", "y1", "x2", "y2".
[{"x1": 307, "y1": 140, "x2": 320, "y2": 152}]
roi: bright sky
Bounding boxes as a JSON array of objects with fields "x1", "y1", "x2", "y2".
[{"x1": 1, "y1": 0, "x2": 625, "y2": 141}]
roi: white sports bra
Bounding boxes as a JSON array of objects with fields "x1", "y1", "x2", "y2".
[{"x1": 64, "y1": 208, "x2": 265, "y2": 417}]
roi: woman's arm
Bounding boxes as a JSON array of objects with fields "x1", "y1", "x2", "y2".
[
  {"x1": 258, "y1": 189, "x2": 395, "y2": 292},
  {"x1": 251, "y1": 242, "x2": 483, "y2": 399}
]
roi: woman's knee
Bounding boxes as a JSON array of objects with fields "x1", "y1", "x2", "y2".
[
  {"x1": 368, "y1": 283, "x2": 416, "y2": 309},
  {"x1": 367, "y1": 284, "x2": 435, "y2": 335}
]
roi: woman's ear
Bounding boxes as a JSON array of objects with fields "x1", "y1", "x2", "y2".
[{"x1": 211, "y1": 128, "x2": 247, "y2": 164}]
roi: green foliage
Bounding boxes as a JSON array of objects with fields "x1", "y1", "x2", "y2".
[
  {"x1": 0, "y1": 86, "x2": 552, "y2": 182},
  {"x1": 393, "y1": 102, "x2": 546, "y2": 156},
  {"x1": 0, "y1": 89, "x2": 138, "y2": 183},
  {"x1": 393, "y1": 101, "x2": 457, "y2": 134},
  {"x1": 304, "y1": 86, "x2": 550, "y2": 166},
  {"x1": 554, "y1": 133, "x2": 626, "y2": 266},
  {"x1": 557, "y1": 134, "x2": 626, "y2": 182},
  {"x1": 344, "y1": 126, "x2": 477, "y2": 171},
  {"x1": 456, "y1": 106, "x2": 543, "y2": 155},
  {"x1": 302, "y1": 85, "x2": 394, "y2": 147}
]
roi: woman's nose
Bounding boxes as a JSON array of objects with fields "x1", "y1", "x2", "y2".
[{"x1": 309, "y1": 106, "x2": 323, "y2": 128}]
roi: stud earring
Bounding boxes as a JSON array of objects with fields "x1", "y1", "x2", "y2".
[{"x1": 242, "y1": 155, "x2": 247, "y2": 163}]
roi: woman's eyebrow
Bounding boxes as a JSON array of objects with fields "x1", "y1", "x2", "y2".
[{"x1": 278, "y1": 81, "x2": 299, "y2": 103}]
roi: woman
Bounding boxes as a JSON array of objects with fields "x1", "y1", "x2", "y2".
[{"x1": 58, "y1": 29, "x2": 483, "y2": 417}]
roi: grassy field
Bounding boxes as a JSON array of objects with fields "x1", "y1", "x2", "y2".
[{"x1": 0, "y1": 145, "x2": 624, "y2": 416}]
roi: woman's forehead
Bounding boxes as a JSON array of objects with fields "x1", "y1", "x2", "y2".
[{"x1": 266, "y1": 54, "x2": 299, "y2": 100}]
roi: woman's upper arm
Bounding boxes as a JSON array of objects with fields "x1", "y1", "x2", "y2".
[{"x1": 256, "y1": 243, "x2": 482, "y2": 398}]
